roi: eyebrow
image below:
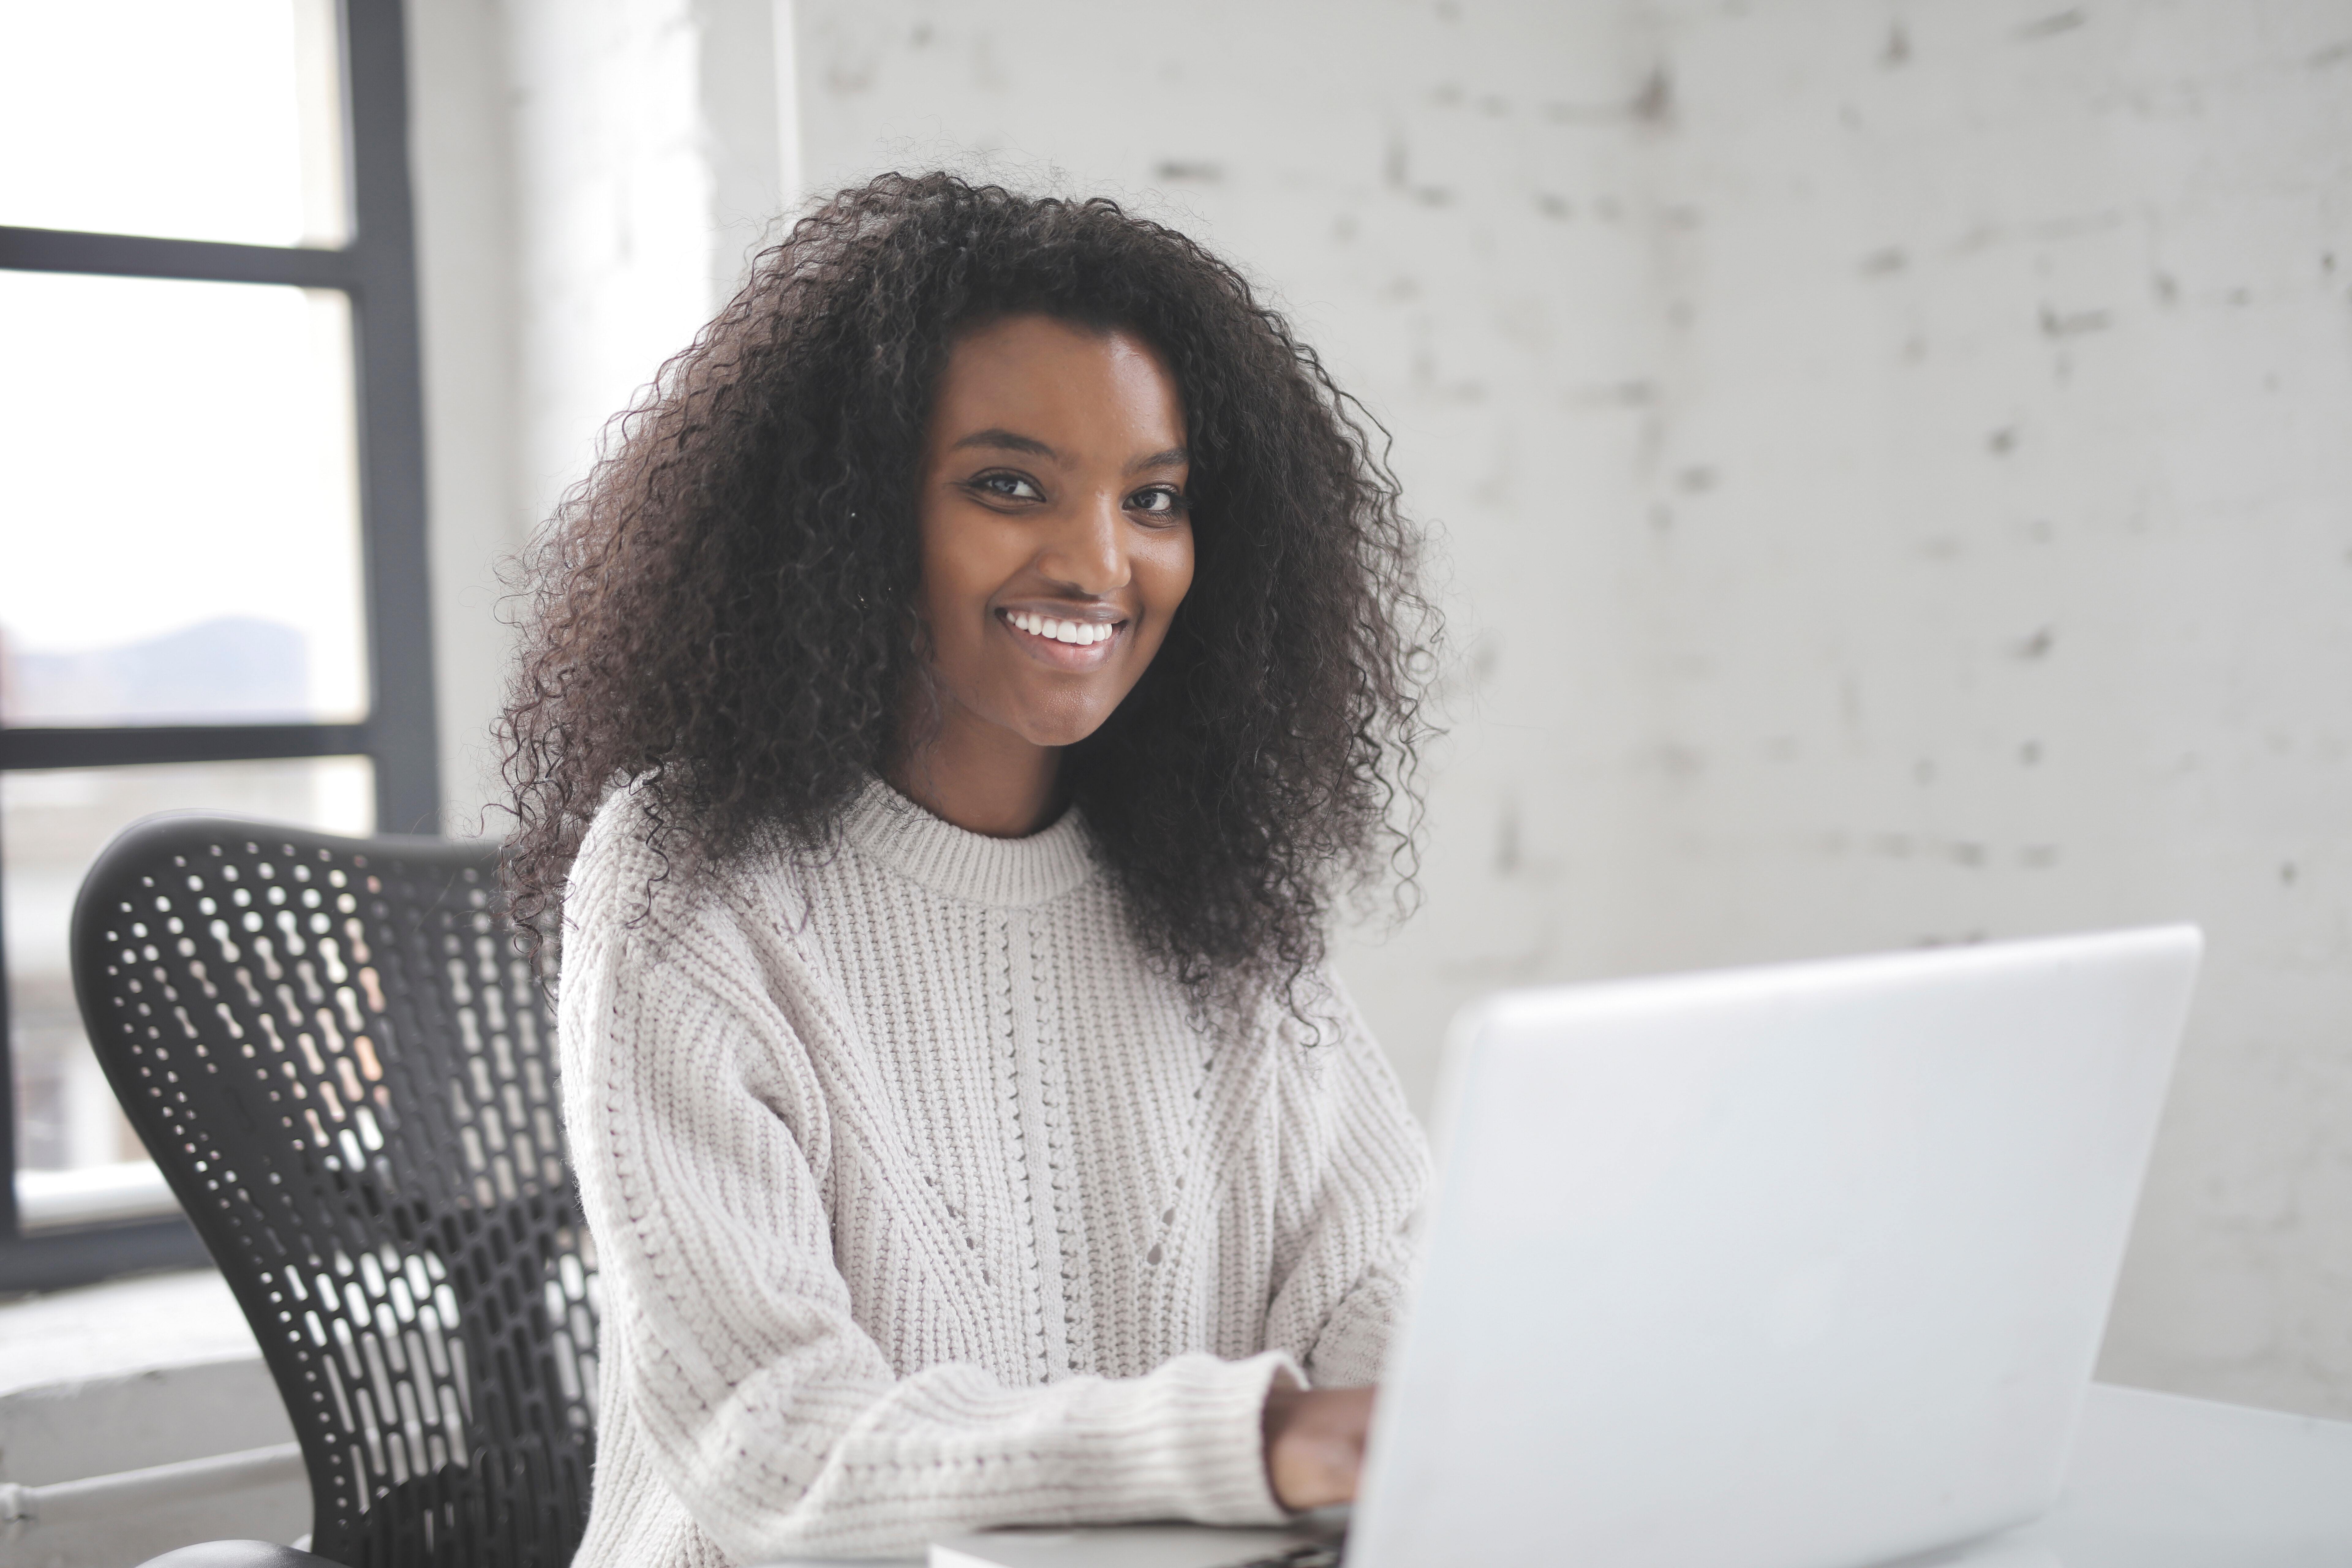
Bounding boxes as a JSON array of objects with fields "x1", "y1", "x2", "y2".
[
  {"x1": 947, "y1": 430, "x2": 1190, "y2": 475},
  {"x1": 1126, "y1": 446, "x2": 1189, "y2": 475},
  {"x1": 950, "y1": 428, "x2": 1059, "y2": 460}
]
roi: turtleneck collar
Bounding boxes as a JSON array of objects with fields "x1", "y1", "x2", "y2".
[{"x1": 838, "y1": 776, "x2": 1100, "y2": 908}]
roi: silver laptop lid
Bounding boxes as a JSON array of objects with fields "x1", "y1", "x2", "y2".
[{"x1": 1349, "y1": 927, "x2": 2201, "y2": 1568}]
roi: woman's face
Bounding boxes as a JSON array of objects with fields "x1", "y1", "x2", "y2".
[{"x1": 913, "y1": 313, "x2": 1195, "y2": 753}]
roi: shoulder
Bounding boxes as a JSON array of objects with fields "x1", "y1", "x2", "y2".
[
  {"x1": 564, "y1": 780, "x2": 802, "y2": 964},
  {"x1": 569, "y1": 781, "x2": 693, "y2": 924},
  {"x1": 556, "y1": 787, "x2": 847, "y2": 1120}
]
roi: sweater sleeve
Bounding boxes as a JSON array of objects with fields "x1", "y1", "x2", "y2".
[
  {"x1": 1262, "y1": 975, "x2": 1433, "y2": 1389},
  {"x1": 559, "y1": 839, "x2": 1295, "y2": 1560}
]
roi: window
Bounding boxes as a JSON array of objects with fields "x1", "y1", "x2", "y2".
[{"x1": 0, "y1": 0, "x2": 437, "y2": 1291}]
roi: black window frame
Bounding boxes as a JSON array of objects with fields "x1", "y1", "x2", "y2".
[{"x1": 0, "y1": 0, "x2": 437, "y2": 1292}]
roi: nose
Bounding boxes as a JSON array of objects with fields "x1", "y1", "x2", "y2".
[{"x1": 1035, "y1": 488, "x2": 1130, "y2": 597}]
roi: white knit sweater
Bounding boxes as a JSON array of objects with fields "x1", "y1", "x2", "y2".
[{"x1": 558, "y1": 780, "x2": 1429, "y2": 1563}]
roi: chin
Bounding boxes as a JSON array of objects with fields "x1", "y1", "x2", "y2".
[
  {"x1": 1010, "y1": 698, "x2": 1119, "y2": 750},
  {"x1": 1024, "y1": 719, "x2": 1112, "y2": 750}
]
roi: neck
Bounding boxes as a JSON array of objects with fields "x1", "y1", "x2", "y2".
[{"x1": 887, "y1": 697, "x2": 1065, "y2": 839}]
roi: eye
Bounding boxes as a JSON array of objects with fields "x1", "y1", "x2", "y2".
[
  {"x1": 1127, "y1": 484, "x2": 1189, "y2": 520},
  {"x1": 967, "y1": 470, "x2": 1044, "y2": 503}
]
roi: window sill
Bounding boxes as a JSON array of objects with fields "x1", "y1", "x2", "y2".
[{"x1": 16, "y1": 1160, "x2": 179, "y2": 1231}]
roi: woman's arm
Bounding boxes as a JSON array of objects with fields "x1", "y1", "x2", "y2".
[
  {"x1": 1262, "y1": 977, "x2": 1432, "y2": 1390},
  {"x1": 559, "y1": 868, "x2": 1294, "y2": 1559},
  {"x1": 1248, "y1": 982, "x2": 1426, "y2": 1508}
]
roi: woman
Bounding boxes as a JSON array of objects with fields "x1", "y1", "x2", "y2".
[{"x1": 502, "y1": 172, "x2": 1437, "y2": 1563}]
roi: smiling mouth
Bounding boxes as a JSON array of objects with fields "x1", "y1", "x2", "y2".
[{"x1": 1000, "y1": 608, "x2": 1124, "y2": 649}]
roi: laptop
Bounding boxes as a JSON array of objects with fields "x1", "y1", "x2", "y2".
[{"x1": 933, "y1": 926, "x2": 2201, "y2": 1568}]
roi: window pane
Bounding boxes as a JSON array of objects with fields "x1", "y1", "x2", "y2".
[
  {"x1": 4, "y1": 757, "x2": 374, "y2": 1227},
  {"x1": 0, "y1": 0, "x2": 346, "y2": 247},
  {"x1": 0, "y1": 271, "x2": 368, "y2": 726}
]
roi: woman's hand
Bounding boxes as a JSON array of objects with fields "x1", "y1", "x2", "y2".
[{"x1": 1261, "y1": 1382, "x2": 1376, "y2": 1510}]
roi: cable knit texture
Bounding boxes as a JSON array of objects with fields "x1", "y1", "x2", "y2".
[{"x1": 559, "y1": 780, "x2": 1430, "y2": 1563}]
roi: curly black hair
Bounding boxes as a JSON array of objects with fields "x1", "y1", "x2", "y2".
[{"x1": 500, "y1": 171, "x2": 1437, "y2": 1016}]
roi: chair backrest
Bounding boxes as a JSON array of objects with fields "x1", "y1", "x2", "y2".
[{"x1": 72, "y1": 815, "x2": 598, "y2": 1568}]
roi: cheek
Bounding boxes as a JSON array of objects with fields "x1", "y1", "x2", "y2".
[
  {"x1": 1142, "y1": 530, "x2": 1196, "y2": 615},
  {"x1": 916, "y1": 524, "x2": 995, "y2": 640}
]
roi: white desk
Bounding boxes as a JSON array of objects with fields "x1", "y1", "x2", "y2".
[
  {"x1": 764, "y1": 1381, "x2": 2352, "y2": 1568},
  {"x1": 1988, "y1": 1382, "x2": 2352, "y2": 1567}
]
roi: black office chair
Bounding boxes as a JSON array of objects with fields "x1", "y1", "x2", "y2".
[{"x1": 73, "y1": 816, "x2": 599, "y2": 1568}]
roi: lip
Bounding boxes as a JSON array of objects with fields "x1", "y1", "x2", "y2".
[{"x1": 995, "y1": 605, "x2": 1126, "y2": 671}]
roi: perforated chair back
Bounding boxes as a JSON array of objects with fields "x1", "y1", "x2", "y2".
[{"x1": 72, "y1": 815, "x2": 598, "y2": 1568}]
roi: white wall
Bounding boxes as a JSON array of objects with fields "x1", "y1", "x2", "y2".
[
  {"x1": 408, "y1": 0, "x2": 523, "y2": 835},
  {"x1": 407, "y1": 0, "x2": 796, "y2": 832},
  {"x1": 406, "y1": 0, "x2": 2352, "y2": 1419}
]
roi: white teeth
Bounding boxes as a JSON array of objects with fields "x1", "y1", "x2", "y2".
[{"x1": 1007, "y1": 611, "x2": 1115, "y2": 646}]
